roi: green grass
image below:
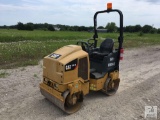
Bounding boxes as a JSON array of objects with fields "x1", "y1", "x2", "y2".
[
  {"x1": 34, "y1": 74, "x2": 38, "y2": 78},
  {"x1": 0, "y1": 29, "x2": 120, "y2": 42},
  {"x1": 0, "y1": 71, "x2": 10, "y2": 78},
  {"x1": 123, "y1": 33, "x2": 160, "y2": 48},
  {"x1": 0, "y1": 29, "x2": 92, "y2": 42},
  {"x1": 0, "y1": 29, "x2": 160, "y2": 69},
  {"x1": 0, "y1": 40, "x2": 76, "y2": 69}
]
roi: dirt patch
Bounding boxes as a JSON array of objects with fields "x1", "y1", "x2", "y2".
[{"x1": 0, "y1": 45, "x2": 160, "y2": 120}]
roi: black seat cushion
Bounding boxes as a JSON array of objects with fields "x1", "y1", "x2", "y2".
[
  {"x1": 90, "y1": 38, "x2": 114, "y2": 60},
  {"x1": 100, "y1": 38, "x2": 114, "y2": 53}
]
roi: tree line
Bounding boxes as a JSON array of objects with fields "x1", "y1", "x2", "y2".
[
  {"x1": 0, "y1": 22, "x2": 94, "y2": 32},
  {"x1": 0, "y1": 22, "x2": 160, "y2": 34},
  {"x1": 98, "y1": 22, "x2": 160, "y2": 34}
]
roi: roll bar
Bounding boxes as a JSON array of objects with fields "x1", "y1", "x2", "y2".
[{"x1": 93, "y1": 9, "x2": 123, "y2": 50}]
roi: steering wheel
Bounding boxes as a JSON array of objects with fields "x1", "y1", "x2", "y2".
[
  {"x1": 88, "y1": 39, "x2": 95, "y2": 49},
  {"x1": 77, "y1": 41, "x2": 89, "y2": 52}
]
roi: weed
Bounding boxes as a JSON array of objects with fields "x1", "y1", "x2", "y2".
[
  {"x1": 34, "y1": 74, "x2": 38, "y2": 78},
  {"x1": 21, "y1": 67, "x2": 26, "y2": 71},
  {"x1": 138, "y1": 31, "x2": 144, "y2": 36},
  {"x1": 0, "y1": 71, "x2": 10, "y2": 78}
]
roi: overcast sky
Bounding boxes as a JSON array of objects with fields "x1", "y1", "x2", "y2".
[{"x1": 0, "y1": 0, "x2": 160, "y2": 28}]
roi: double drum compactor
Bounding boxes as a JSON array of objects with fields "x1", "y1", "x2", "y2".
[{"x1": 40, "y1": 3, "x2": 124, "y2": 114}]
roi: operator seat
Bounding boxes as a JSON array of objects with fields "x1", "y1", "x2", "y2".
[{"x1": 90, "y1": 38, "x2": 114, "y2": 60}]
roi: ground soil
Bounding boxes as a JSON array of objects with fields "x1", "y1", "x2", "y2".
[{"x1": 0, "y1": 45, "x2": 160, "y2": 120}]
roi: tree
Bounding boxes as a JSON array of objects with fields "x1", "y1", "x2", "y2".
[
  {"x1": 134, "y1": 25, "x2": 141, "y2": 32},
  {"x1": 25, "y1": 22, "x2": 34, "y2": 31},
  {"x1": 97, "y1": 26, "x2": 104, "y2": 29},
  {"x1": 157, "y1": 28, "x2": 160, "y2": 34},
  {"x1": 78, "y1": 26, "x2": 87, "y2": 31},
  {"x1": 48, "y1": 25, "x2": 55, "y2": 31},
  {"x1": 125, "y1": 26, "x2": 135, "y2": 32},
  {"x1": 150, "y1": 28, "x2": 157, "y2": 34},
  {"x1": 17, "y1": 22, "x2": 25, "y2": 30},
  {"x1": 44, "y1": 23, "x2": 49, "y2": 29},
  {"x1": 105, "y1": 22, "x2": 117, "y2": 32},
  {"x1": 142, "y1": 25, "x2": 152, "y2": 33},
  {"x1": 72, "y1": 26, "x2": 79, "y2": 31}
]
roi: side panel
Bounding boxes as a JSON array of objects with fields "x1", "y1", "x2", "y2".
[
  {"x1": 63, "y1": 67, "x2": 78, "y2": 83},
  {"x1": 43, "y1": 58, "x2": 63, "y2": 83},
  {"x1": 89, "y1": 74, "x2": 108, "y2": 91},
  {"x1": 62, "y1": 50, "x2": 89, "y2": 83}
]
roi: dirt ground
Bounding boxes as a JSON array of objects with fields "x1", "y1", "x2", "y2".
[{"x1": 0, "y1": 45, "x2": 160, "y2": 120}]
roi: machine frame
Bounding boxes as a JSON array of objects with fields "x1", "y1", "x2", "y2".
[{"x1": 40, "y1": 3, "x2": 124, "y2": 114}]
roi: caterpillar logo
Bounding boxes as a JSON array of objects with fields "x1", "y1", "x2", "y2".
[
  {"x1": 49, "y1": 53, "x2": 61, "y2": 59},
  {"x1": 65, "y1": 59, "x2": 78, "y2": 71}
]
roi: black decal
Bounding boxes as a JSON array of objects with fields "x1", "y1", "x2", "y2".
[{"x1": 65, "y1": 59, "x2": 78, "y2": 71}]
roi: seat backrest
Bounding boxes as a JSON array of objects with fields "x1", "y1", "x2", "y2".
[{"x1": 100, "y1": 38, "x2": 114, "y2": 53}]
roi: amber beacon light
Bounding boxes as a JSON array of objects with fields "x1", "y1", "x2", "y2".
[{"x1": 107, "y1": 3, "x2": 112, "y2": 9}]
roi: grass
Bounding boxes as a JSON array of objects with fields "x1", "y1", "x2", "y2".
[
  {"x1": 0, "y1": 29, "x2": 93, "y2": 42},
  {"x1": 34, "y1": 74, "x2": 38, "y2": 78},
  {"x1": 20, "y1": 67, "x2": 26, "y2": 71},
  {"x1": 0, "y1": 40, "x2": 76, "y2": 69},
  {"x1": 0, "y1": 29, "x2": 160, "y2": 69},
  {"x1": 0, "y1": 71, "x2": 10, "y2": 78}
]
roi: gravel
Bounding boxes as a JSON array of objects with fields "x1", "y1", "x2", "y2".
[{"x1": 0, "y1": 45, "x2": 160, "y2": 120}]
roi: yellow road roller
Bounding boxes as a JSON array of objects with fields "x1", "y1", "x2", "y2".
[{"x1": 40, "y1": 3, "x2": 124, "y2": 114}]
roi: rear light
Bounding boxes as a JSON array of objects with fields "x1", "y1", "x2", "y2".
[{"x1": 120, "y1": 48, "x2": 124, "y2": 60}]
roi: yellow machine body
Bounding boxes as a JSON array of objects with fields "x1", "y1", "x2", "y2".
[
  {"x1": 40, "y1": 45, "x2": 120, "y2": 114},
  {"x1": 40, "y1": 45, "x2": 90, "y2": 113},
  {"x1": 39, "y1": 3, "x2": 124, "y2": 113}
]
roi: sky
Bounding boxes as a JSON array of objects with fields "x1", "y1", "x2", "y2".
[{"x1": 0, "y1": 0, "x2": 160, "y2": 28}]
